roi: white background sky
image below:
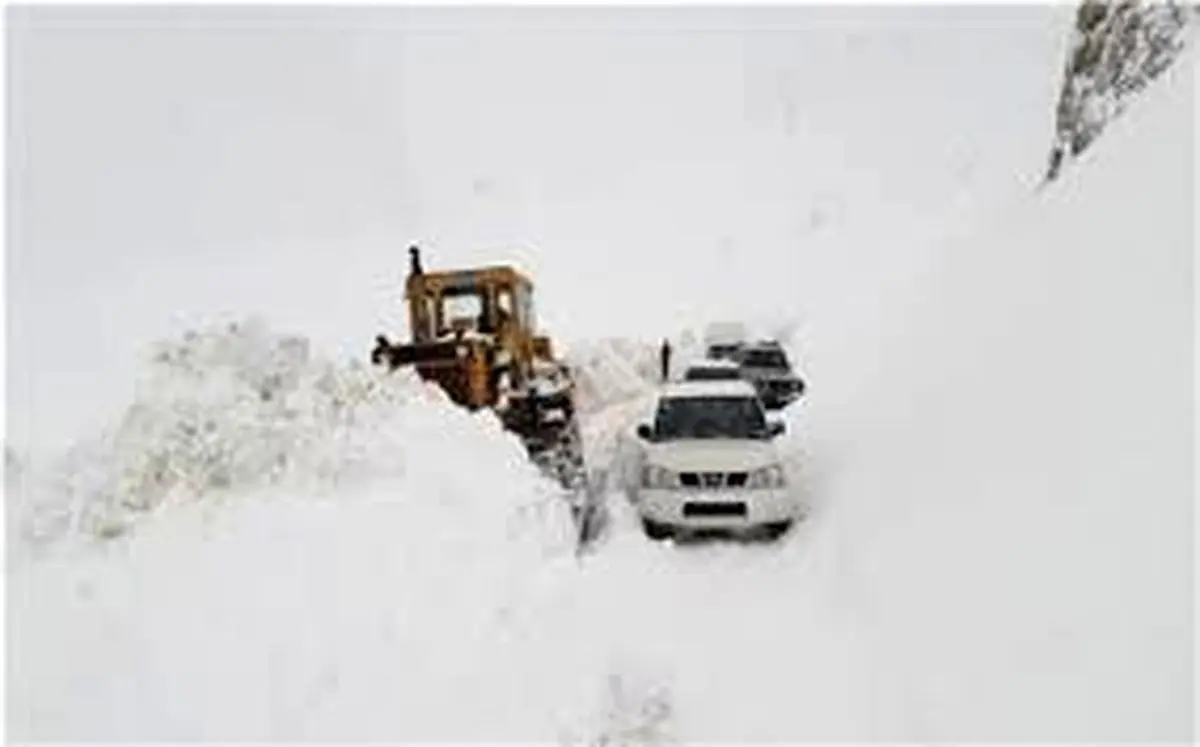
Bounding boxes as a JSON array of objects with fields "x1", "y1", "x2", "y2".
[{"x1": 7, "y1": 4, "x2": 1071, "y2": 456}]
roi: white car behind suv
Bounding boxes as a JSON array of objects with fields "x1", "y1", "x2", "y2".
[{"x1": 630, "y1": 379, "x2": 803, "y2": 540}]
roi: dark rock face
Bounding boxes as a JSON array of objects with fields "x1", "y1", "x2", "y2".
[{"x1": 1045, "y1": 0, "x2": 1193, "y2": 182}]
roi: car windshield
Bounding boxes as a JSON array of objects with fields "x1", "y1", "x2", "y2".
[
  {"x1": 740, "y1": 348, "x2": 789, "y2": 370},
  {"x1": 654, "y1": 396, "x2": 767, "y2": 440},
  {"x1": 684, "y1": 367, "x2": 741, "y2": 382}
]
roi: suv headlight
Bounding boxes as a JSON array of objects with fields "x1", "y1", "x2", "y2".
[
  {"x1": 641, "y1": 464, "x2": 677, "y2": 489},
  {"x1": 747, "y1": 464, "x2": 786, "y2": 489}
]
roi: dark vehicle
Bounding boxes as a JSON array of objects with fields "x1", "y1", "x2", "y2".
[
  {"x1": 734, "y1": 341, "x2": 806, "y2": 410},
  {"x1": 703, "y1": 322, "x2": 747, "y2": 361},
  {"x1": 705, "y1": 342, "x2": 743, "y2": 361}
]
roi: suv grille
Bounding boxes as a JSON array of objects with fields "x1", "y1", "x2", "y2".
[
  {"x1": 679, "y1": 471, "x2": 749, "y2": 489},
  {"x1": 683, "y1": 501, "x2": 747, "y2": 517}
]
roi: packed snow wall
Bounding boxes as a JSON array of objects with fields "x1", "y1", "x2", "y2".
[
  {"x1": 794, "y1": 39, "x2": 1194, "y2": 741},
  {"x1": 9, "y1": 318, "x2": 577, "y2": 549},
  {"x1": 8, "y1": 319, "x2": 666, "y2": 741}
]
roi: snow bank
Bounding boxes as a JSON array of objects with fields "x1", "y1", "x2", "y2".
[
  {"x1": 802, "y1": 43, "x2": 1194, "y2": 740},
  {"x1": 571, "y1": 34, "x2": 1192, "y2": 744},
  {"x1": 14, "y1": 318, "x2": 552, "y2": 544},
  {"x1": 565, "y1": 337, "x2": 661, "y2": 413},
  {"x1": 9, "y1": 478, "x2": 585, "y2": 740},
  {"x1": 8, "y1": 318, "x2": 635, "y2": 741}
]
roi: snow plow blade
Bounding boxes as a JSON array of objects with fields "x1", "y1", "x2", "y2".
[{"x1": 371, "y1": 245, "x2": 605, "y2": 549}]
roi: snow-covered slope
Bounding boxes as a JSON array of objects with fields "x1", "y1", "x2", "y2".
[
  {"x1": 794, "y1": 43, "x2": 1194, "y2": 740},
  {"x1": 1046, "y1": 0, "x2": 1192, "y2": 180},
  {"x1": 7, "y1": 5, "x2": 1067, "y2": 459}
]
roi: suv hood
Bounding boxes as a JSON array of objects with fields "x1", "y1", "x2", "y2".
[
  {"x1": 740, "y1": 367, "x2": 799, "y2": 382},
  {"x1": 644, "y1": 438, "x2": 779, "y2": 473}
]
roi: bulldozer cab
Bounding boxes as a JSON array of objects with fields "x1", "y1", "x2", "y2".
[
  {"x1": 372, "y1": 246, "x2": 588, "y2": 500},
  {"x1": 406, "y1": 264, "x2": 536, "y2": 345},
  {"x1": 380, "y1": 248, "x2": 560, "y2": 410}
]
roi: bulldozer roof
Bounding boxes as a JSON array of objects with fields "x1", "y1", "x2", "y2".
[{"x1": 407, "y1": 264, "x2": 533, "y2": 296}]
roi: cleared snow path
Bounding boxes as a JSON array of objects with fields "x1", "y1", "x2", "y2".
[{"x1": 565, "y1": 340, "x2": 874, "y2": 741}]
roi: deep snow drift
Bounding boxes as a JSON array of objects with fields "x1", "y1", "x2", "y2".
[
  {"x1": 8, "y1": 21, "x2": 1194, "y2": 747},
  {"x1": 791, "y1": 45, "x2": 1194, "y2": 739},
  {"x1": 7, "y1": 321, "x2": 608, "y2": 741},
  {"x1": 10, "y1": 318, "x2": 561, "y2": 545}
]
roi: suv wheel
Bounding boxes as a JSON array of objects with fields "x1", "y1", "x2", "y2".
[
  {"x1": 642, "y1": 518, "x2": 674, "y2": 541},
  {"x1": 763, "y1": 521, "x2": 792, "y2": 540}
]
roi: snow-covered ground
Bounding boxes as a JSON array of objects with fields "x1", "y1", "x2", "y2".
[
  {"x1": 807, "y1": 46, "x2": 1195, "y2": 738},
  {"x1": 7, "y1": 7, "x2": 1194, "y2": 743},
  {"x1": 8, "y1": 321, "x2": 593, "y2": 740}
]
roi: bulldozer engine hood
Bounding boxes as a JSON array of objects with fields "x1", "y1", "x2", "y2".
[{"x1": 378, "y1": 340, "x2": 474, "y2": 367}]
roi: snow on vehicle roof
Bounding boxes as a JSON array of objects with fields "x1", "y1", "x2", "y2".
[
  {"x1": 703, "y1": 321, "x2": 748, "y2": 345},
  {"x1": 661, "y1": 379, "x2": 758, "y2": 399}
]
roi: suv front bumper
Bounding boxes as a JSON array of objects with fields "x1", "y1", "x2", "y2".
[
  {"x1": 634, "y1": 486, "x2": 800, "y2": 528},
  {"x1": 760, "y1": 390, "x2": 800, "y2": 410}
]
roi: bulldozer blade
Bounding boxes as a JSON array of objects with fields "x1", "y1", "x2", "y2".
[{"x1": 573, "y1": 468, "x2": 611, "y2": 555}]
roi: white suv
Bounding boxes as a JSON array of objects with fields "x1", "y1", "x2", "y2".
[{"x1": 630, "y1": 379, "x2": 802, "y2": 540}]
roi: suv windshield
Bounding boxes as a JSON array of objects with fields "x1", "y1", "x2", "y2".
[
  {"x1": 684, "y1": 366, "x2": 741, "y2": 382},
  {"x1": 739, "y1": 348, "x2": 789, "y2": 370},
  {"x1": 654, "y1": 396, "x2": 767, "y2": 440}
]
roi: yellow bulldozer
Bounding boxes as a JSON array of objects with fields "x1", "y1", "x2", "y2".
[{"x1": 371, "y1": 246, "x2": 587, "y2": 492}]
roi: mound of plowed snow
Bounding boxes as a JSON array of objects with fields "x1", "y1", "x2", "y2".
[
  {"x1": 12, "y1": 318, "x2": 561, "y2": 545},
  {"x1": 9, "y1": 319, "x2": 627, "y2": 741},
  {"x1": 565, "y1": 337, "x2": 662, "y2": 413}
]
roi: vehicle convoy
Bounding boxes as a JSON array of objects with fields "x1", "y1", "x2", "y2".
[
  {"x1": 629, "y1": 380, "x2": 803, "y2": 541},
  {"x1": 370, "y1": 246, "x2": 589, "y2": 500},
  {"x1": 733, "y1": 340, "x2": 806, "y2": 410}
]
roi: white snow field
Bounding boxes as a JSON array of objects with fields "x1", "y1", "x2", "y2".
[
  {"x1": 786, "y1": 43, "x2": 1195, "y2": 740},
  {"x1": 7, "y1": 7, "x2": 1195, "y2": 743}
]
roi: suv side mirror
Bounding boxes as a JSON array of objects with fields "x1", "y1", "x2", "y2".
[
  {"x1": 768, "y1": 421, "x2": 786, "y2": 438},
  {"x1": 636, "y1": 423, "x2": 654, "y2": 441}
]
